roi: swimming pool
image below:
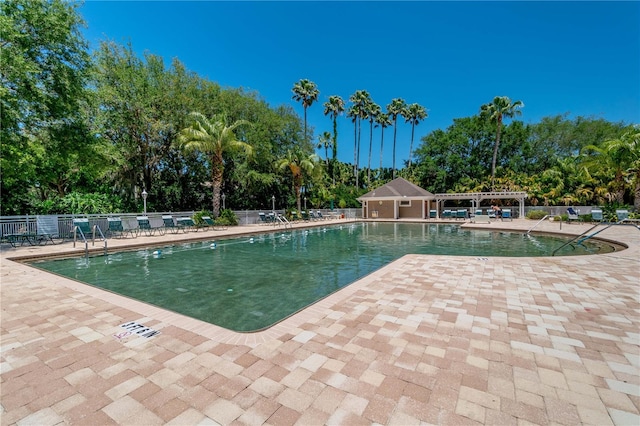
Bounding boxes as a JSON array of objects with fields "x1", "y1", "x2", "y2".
[{"x1": 31, "y1": 222, "x2": 615, "y2": 332}]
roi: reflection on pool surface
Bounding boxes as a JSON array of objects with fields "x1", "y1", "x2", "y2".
[{"x1": 31, "y1": 223, "x2": 615, "y2": 332}]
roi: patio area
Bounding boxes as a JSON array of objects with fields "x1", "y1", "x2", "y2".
[{"x1": 1, "y1": 219, "x2": 639, "y2": 425}]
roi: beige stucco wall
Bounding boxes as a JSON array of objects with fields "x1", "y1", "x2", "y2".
[{"x1": 398, "y1": 201, "x2": 423, "y2": 218}]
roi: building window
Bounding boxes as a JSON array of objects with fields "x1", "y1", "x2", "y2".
[{"x1": 399, "y1": 200, "x2": 411, "y2": 207}]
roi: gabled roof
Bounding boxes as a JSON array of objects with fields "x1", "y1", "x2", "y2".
[{"x1": 358, "y1": 178, "x2": 435, "y2": 200}]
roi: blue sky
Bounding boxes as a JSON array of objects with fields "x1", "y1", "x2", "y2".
[{"x1": 80, "y1": 1, "x2": 639, "y2": 168}]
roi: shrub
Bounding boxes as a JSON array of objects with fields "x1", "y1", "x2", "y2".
[
  {"x1": 216, "y1": 209, "x2": 238, "y2": 226},
  {"x1": 526, "y1": 210, "x2": 547, "y2": 220},
  {"x1": 192, "y1": 210, "x2": 210, "y2": 226}
]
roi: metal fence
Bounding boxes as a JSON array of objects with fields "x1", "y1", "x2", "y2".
[{"x1": 0, "y1": 209, "x2": 361, "y2": 240}]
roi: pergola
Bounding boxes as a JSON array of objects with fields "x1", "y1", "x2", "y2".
[
  {"x1": 432, "y1": 191, "x2": 528, "y2": 218},
  {"x1": 358, "y1": 178, "x2": 528, "y2": 219}
]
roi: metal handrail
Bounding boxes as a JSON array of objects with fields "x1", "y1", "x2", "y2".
[
  {"x1": 552, "y1": 223, "x2": 604, "y2": 256},
  {"x1": 73, "y1": 224, "x2": 108, "y2": 258},
  {"x1": 527, "y1": 215, "x2": 550, "y2": 234}
]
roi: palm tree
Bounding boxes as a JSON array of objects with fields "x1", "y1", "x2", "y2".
[
  {"x1": 176, "y1": 112, "x2": 252, "y2": 216},
  {"x1": 323, "y1": 95, "x2": 345, "y2": 161},
  {"x1": 405, "y1": 103, "x2": 428, "y2": 168},
  {"x1": 582, "y1": 129, "x2": 640, "y2": 208},
  {"x1": 376, "y1": 112, "x2": 392, "y2": 171},
  {"x1": 479, "y1": 96, "x2": 524, "y2": 190},
  {"x1": 365, "y1": 101, "x2": 381, "y2": 185},
  {"x1": 387, "y1": 98, "x2": 408, "y2": 179},
  {"x1": 317, "y1": 131, "x2": 332, "y2": 166},
  {"x1": 276, "y1": 147, "x2": 319, "y2": 212},
  {"x1": 347, "y1": 90, "x2": 371, "y2": 187},
  {"x1": 291, "y1": 79, "x2": 319, "y2": 143}
]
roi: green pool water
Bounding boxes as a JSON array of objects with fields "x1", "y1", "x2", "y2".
[{"x1": 31, "y1": 222, "x2": 614, "y2": 332}]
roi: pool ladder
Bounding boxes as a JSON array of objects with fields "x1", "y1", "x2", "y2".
[{"x1": 73, "y1": 224, "x2": 107, "y2": 258}]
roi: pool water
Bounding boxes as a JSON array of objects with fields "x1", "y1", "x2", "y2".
[{"x1": 31, "y1": 223, "x2": 614, "y2": 332}]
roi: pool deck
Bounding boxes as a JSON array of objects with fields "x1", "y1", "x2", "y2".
[{"x1": 1, "y1": 218, "x2": 639, "y2": 425}]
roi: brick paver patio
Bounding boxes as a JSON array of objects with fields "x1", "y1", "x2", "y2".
[{"x1": 1, "y1": 219, "x2": 639, "y2": 425}]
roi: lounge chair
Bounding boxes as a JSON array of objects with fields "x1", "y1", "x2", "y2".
[
  {"x1": 591, "y1": 208, "x2": 603, "y2": 222},
  {"x1": 429, "y1": 209, "x2": 437, "y2": 219},
  {"x1": 317, "y1": 211, "x2": 326, "y2": 220},
  {"x1": 108, "y1": 217, "x2": 137, "y2": 238},
  {"x1": 176, "y1": 217, "x2": 197, "y2": 232},
  {"x1": 201, "y1": 216, "x2": 222, "y2": 230},
  {"x1": 301, "y1": 211, "x2": 310, "y2": 221},
  {"x1": 137, "y1": 216, "x2": 165, "y2": 236},
  {"x1": 501, "y1": 209, "x2": 512, "y2": 221},
  {"x1": 456, "y1": 209, "x2": 468, "y2": 220},
  {"x1": 258, "y1": 212, "x2": 271, "y2": 225},
  {"x1": 443, "y1": 209, "x2": 453, "y2": 219},
  {"x1": 616, "y1": 209, "x2": 629, "y2": 222},
  {"x1": 567, "y1": 207, "x2": 580, "y2": 222},
  {"x1": 474, "y1": 209, "x2": 483, "y2": 217},
  {"x1": 162, "y1": 215, "x2": 180, "y2": 234}
]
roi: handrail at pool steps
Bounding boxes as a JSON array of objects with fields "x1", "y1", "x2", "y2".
[
  {"x1": 527, "y1": 215, "x2": 550, "y2": 234},
  {"x1": 73, "y1": 218, "x2": 107, "y2": 258}
]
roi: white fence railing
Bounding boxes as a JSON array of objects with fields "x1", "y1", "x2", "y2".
[{"x1": 0, "y1": 209, "x2": 361, "y2": 240}]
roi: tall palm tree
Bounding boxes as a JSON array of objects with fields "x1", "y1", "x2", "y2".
[
  {"x1": 176, "y1": 112, "x2": 252, "y2": 216},
  {"x1": 291, "y1": 79, "x2": 319, "y2": 143},
  {"x1": 479, "y1": 96, "x2": 524, "y2": 190},
  {"x1": 386, "y1": 98, "x2": 408, "y2": 179},
  {"x1": 366, "y1": 101, "x2": 381, "y2": 185},
  {"x1": 405, "y1": 103, "x2": 428, "y2": 168},
  {"x1": 376, "y1": 112, "x2": 392, "y2": 171},
  {"x1": 276, "y1": 147, "x2": 319, "y2": 212},
  {"x1": 317, "y1": 131, "x2": 332, "y2": 166},
  {"x1": 347, "y1": 90, "x2": 371, "y2": 187},
  {"x1": 323, "y1": 95, "x2": 345, "y2": 161}
]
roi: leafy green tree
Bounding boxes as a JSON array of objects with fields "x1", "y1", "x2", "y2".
[
  {"x1": 387, "y1": 98, "x2": 408, "y2": 179},
  {"x1": 582, "y1": 129, "x2": 640, "y2": 208},
  {"x1": 176, "y1": 112, "x2": 252, "y2": 216},
  {"x1": 276, "y1": 147, "x2": 320, "y2": 212},
  {"x1": 479, "y1": 96, "x2": 524, "y2": 190},
  {"x1": 405, "y1": 103, "x2": 428, "y2": 168},
  {"x1": 323, "y1": 95, "x2": 345, "y2": 161},
  {"x1": 291, "y1": 79, "x2": 319, "y2": 143},
  {"x1": 1, "y1": 0, "x2": 93, "y2": 214}
]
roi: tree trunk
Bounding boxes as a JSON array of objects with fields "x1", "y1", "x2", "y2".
[
  {"x1": 211, "y1": 155, "x2": 223, "y2": 217},
  {"x1": 491, "y1": 118, "x2": 503, "y2": 191},
  {"x1": 392, "y1": 118, "x2": 398, "y2": 179}
]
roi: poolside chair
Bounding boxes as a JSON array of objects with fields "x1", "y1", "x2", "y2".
[
  {"x1": 301, "y1": 211, "x2": 310, "y2": 221},
  {"x1": 616, "y1": 209, "x2": 629, "y2": 222},
  {"x1": 591, "y1": 208, "x2": 603, "y2": 222},
  {"x1": 201, "y1": 216, "x2": 217, "y2": 230},
  {"x1": 137, "y1": 216, "x2": 165, "y2": 236},
  {"x1": 501, "y1": 209, "x2": 512, "y2": 221},
  {"x1": 429, "y1": 209, "x2": 437, "y2": 219},
  {"x1": 456, "y1": 209, "x2": 468, "y2": 220},
  {"x1": 443, "y1": 209, "x2": 453, "y2": 219},
  {"x1": 567, "y1": 207, "x2": 580, "y2": 222},
  {"x1": 162, "y1": 215, "x2": 180, "y2": 234},
  {"x1": 258, "y1": 212, "x2": 271, "y2": 225},
  {"x1": 108, "y1": 217, "x2": 137, "y2": 238},
  {"x1": 176, "y1": 217, "x2": 197, "y2": 232}
]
